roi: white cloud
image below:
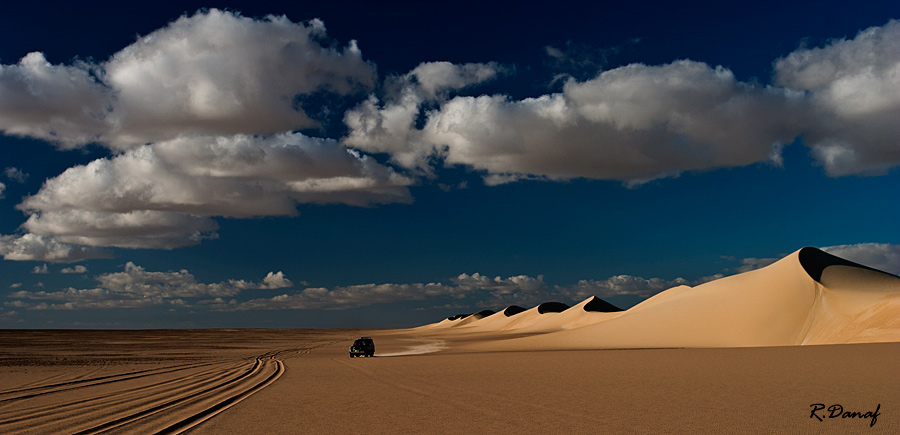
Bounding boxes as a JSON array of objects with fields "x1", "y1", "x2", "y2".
[
  {"x1": 19, "y1": 135, "x2": 412, "y2": 215},
  {"x1": 31, "y1": 264, "x2": 48, "y2": 274},
  {"x1": 557, "y1": 275, "x2": 692, "y2": 300},
  {"x1": 209, "y1": 275, "x2": 545, "y2": 311},
  {"x1": 344, "y1": 20, "x2": 899, "y2": 184},
  {"x1": 262, "y1": 271, "x2": 293, "y2": 289},
  {"x1": 822, "y1": 243, "x2": 900, "y2": 275},
  {"x1": 8, "y1": 132, "x2": 411, "y2": 254},
  {"x1": 733, "y1": 257, "x2": 780, "y2": 273},
  {"x1": 0, "y1": 52, "x2": 111, "y2": 148},
  {"x1": 0, "y1": 9, "x2": 374, "y2": 150},
  {"x1": 344, "y1": 61, "x2": 506, "y2": 171},
  {"x1": 0, "y1": 10, "x2": 401, "y2": 259},
  {"x1": 0, "y1": 234, "x2": 111, "y2": 262},
  {"x1": 102, "y1": 9, "x2": 374, "y2": 148},
  {"x1": 347, "y1": 60, "x2": 803, "y2": 184},
  {"x1": 405, "y1": 62, "x2": 505, "y2": 100},
  {"x1": 61, "y1": 265, "x2": 88, "y2": 274},
  {"x1": 5, "y1": 167, "x2": 28, "y2": 183},
  {"x1": 450, "y1": 272, "x2": 548, "y2": 307},
  {"x1": 214, "y1": 281, "x2": 463, "y2": 311},
  {"x1": 21, "y1": 210, "x2": 219, "y2": 250},
  {"x1": 7, "y1": 262, "x2": 294, "y2": 310},
  {"x1": 775, "y1": 20, "x2": 900, "y2": 176},
  {"x1": 9, "y1": 283, "x2": 22, "y2": 288},
  {"x1": 5, "y1": 265, "x2": 714, "y2": 312},
  {"x1": 452, "y1": 272, "x2": 546, "y2": 292},
  {"x1": 0, "y1": 182, "x2": 5, "y2": 199}
]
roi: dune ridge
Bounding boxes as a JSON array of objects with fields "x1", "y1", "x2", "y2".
[{"x1": 416, "y1": 247, "x2": 900, "y2": 350}]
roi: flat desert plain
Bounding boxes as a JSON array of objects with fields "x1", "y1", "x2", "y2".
[
  {"x1": 0, "y1": 330, "x2": 897, "y2": 434},
  {"x1": 2, "y1": 248, "x2": 898, "y2": 433}
]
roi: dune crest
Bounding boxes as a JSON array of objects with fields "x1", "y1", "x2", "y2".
[{"x1": 418, "y1": 247, "x2": 900, "y2": 350}]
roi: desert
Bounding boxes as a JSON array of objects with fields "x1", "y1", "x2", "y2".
[
  {"x1": 2, "y1": 4, "x2": 899, "y2": 434},
  {"x1": 2, "y1": 247, "x2": 899, "y2": 434}
]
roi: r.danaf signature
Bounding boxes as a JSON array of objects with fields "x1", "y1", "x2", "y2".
[{"x1": 810, "y1": 403, "x2": 881, "y2": 427}]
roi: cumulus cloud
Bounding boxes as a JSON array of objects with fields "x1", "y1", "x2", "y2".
[
  {"x1": 557, "y1": 275, "x2": 693, "y2": 300},
  {"x1": 5, "y1": 167, "x2": 28, "y2": 183},
  {"x1": 0, "y1": 182, "x2": 5, "y2": 199},
  {"x1": 0, "y1": 10, "x2": 408, "y2": 259},
  {"x1": 31, "y1": 264, "x2": 48, "y2": 274},
  {"x1": 20, "y1": 210, "x2": 219, "y2": 250},
  {"x1": 7, "y1": 262, "x2": 293, "y2": 310},
  {"x1": 344, "y1": 20, "x2": 899, "y2": 184},
  {"x1": 3, "y1": 13, "x2": 898, "y2": 266},
  {"x1": 262, "y1": 271, "x2": 293, "y2": 289},
  {"x1": 733, "y1": 257, "x2": 780, "y2": 273},
  {"x1": 102, "y1": 9, "x2": 374, "y2": 147},
  {"x1": 347, "y1": 60, "x2": 803, "y2": 184},
  {"x1": 61, "y1": 265, "x2": 88, "y2": 274},
  {"x1": 5, "y1": 264, "x2": 711, "y2": 312},
  {"x1": 0, "y1": 234, "x2": 112, "y2": 262},
  {"x1": 822, "y1": 243, "x2": 900, "y2": 275},
  {"x1": 208, "y1": 271, "x2": 702, "y2": 311},
  {"x1": 9, "y1": 133, "x2": 411, "y2": 254},
  {"x1": 404, "y1": 62, "x2": 505, "y2": 100},
  {"x1": 451, "y1": 272, "x2": 548, "y2": 307},
  {"x1": 211, "y1": 281, "x2": 463, "y2": 311},
  {"x1": 0, "y1": 9, "x2": 374, "y2": 149},
  {"x1": 775, "y1": 20, "x2": 900, "y2": 176},
  {"x1": 344, "y1": 61, "x2": 506, "y2": 171},
  {"x1": 0, "y1": 52, "x2": 111, "y2": 148}
]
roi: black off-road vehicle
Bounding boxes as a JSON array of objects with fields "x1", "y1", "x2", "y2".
[{"x1": 349, "y1": 337, "x2": 375, "y2": 358}]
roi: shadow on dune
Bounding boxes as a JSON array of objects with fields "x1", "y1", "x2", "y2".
[
  {"x1": 472, "y1": 309, "x2": 496, "y2": 319},
  {"x1": 798, "y1": 246, "x2": 895, "y2": 282},
  {"x1": 583, "y1": 297, "x2": 623, "y2": 312},
  {"x1": 537, "y1": 302, "x2": 570, "y2": 314},
  {"x1": 447, "y1": 310, "x2": 496, "y2": 322},
  {"x1": 503, "y1": 306, "x2": 527, "y2": 317}
]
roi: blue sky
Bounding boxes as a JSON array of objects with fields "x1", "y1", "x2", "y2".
[{"x1": 1, "y1": 1, "x2": 898, "y2": 328}]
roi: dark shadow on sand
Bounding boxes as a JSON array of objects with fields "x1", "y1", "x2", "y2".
[
  {"x1": 503, "y1": 306, "x2": 527, "y2": 317},
  {"x1": 537, "y1": 302, "x2": 570, "y2": 314},
  {"x1": 798, "y1": 246, "x2": 897, "y2": 282},
  {"x1": 583, "y1": 297, "x2": 624, "y2": 312}
]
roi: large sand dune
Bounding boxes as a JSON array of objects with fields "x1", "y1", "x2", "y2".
[
  {"x1": 1, "y1": 247, "x2": 898, "y2": 433},
  {"x1": 421, "y1": 247, "x2": 900, "y2": 350}
]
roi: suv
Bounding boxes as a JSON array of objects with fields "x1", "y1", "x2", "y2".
[{"x1": 349, "y1": 337, "x2": 375, "y2": 358}]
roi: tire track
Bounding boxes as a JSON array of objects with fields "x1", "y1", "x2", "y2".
[
  {"x1": 0, "y1": 361, "x2": 216, "y2": 402},
  {"x1": 0, "y1": 360, "x2": 248, "y2": 427},
  {"x1": 10, "y1": 362, "x2": 109, "y2": 390},
  {"x1": 0, "y1": 352, "x2": 286, "y2": 435}
]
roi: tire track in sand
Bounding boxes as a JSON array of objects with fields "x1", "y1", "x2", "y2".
[
  {"x1": 0, "y1": 352, "x2": 286, "y2": 435},
  {"x1": 0, "y1": 360, "x2": 250, "y2": 426}
]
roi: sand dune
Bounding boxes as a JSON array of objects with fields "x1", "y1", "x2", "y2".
[
  {"x1": 428, "y1": 247, "x2": 900, "y2": 351},
  {"x1": 454, "y1": 305, "x2": 546, "y2": 331},
  {"x1": 2, "y1": 247, "x2": 897, "y2": 433},
  {"x1": 514, "y1": 296, "x2": 626, "y2": 333}
]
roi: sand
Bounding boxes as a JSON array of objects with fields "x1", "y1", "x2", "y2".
[
  {"x1": 1, "y1": 329, "x2": 897, "y2": 434},
  {"x1": 433, "y1": 247, "x2": 900, "y2": 350},
  {"x1": 1, "y1": 247, "x2": 898, "y2": 433}
]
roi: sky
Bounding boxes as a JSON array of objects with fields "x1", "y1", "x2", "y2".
[{"x1": 0, "y1": 0, "x2": 898, "y2": 328}]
